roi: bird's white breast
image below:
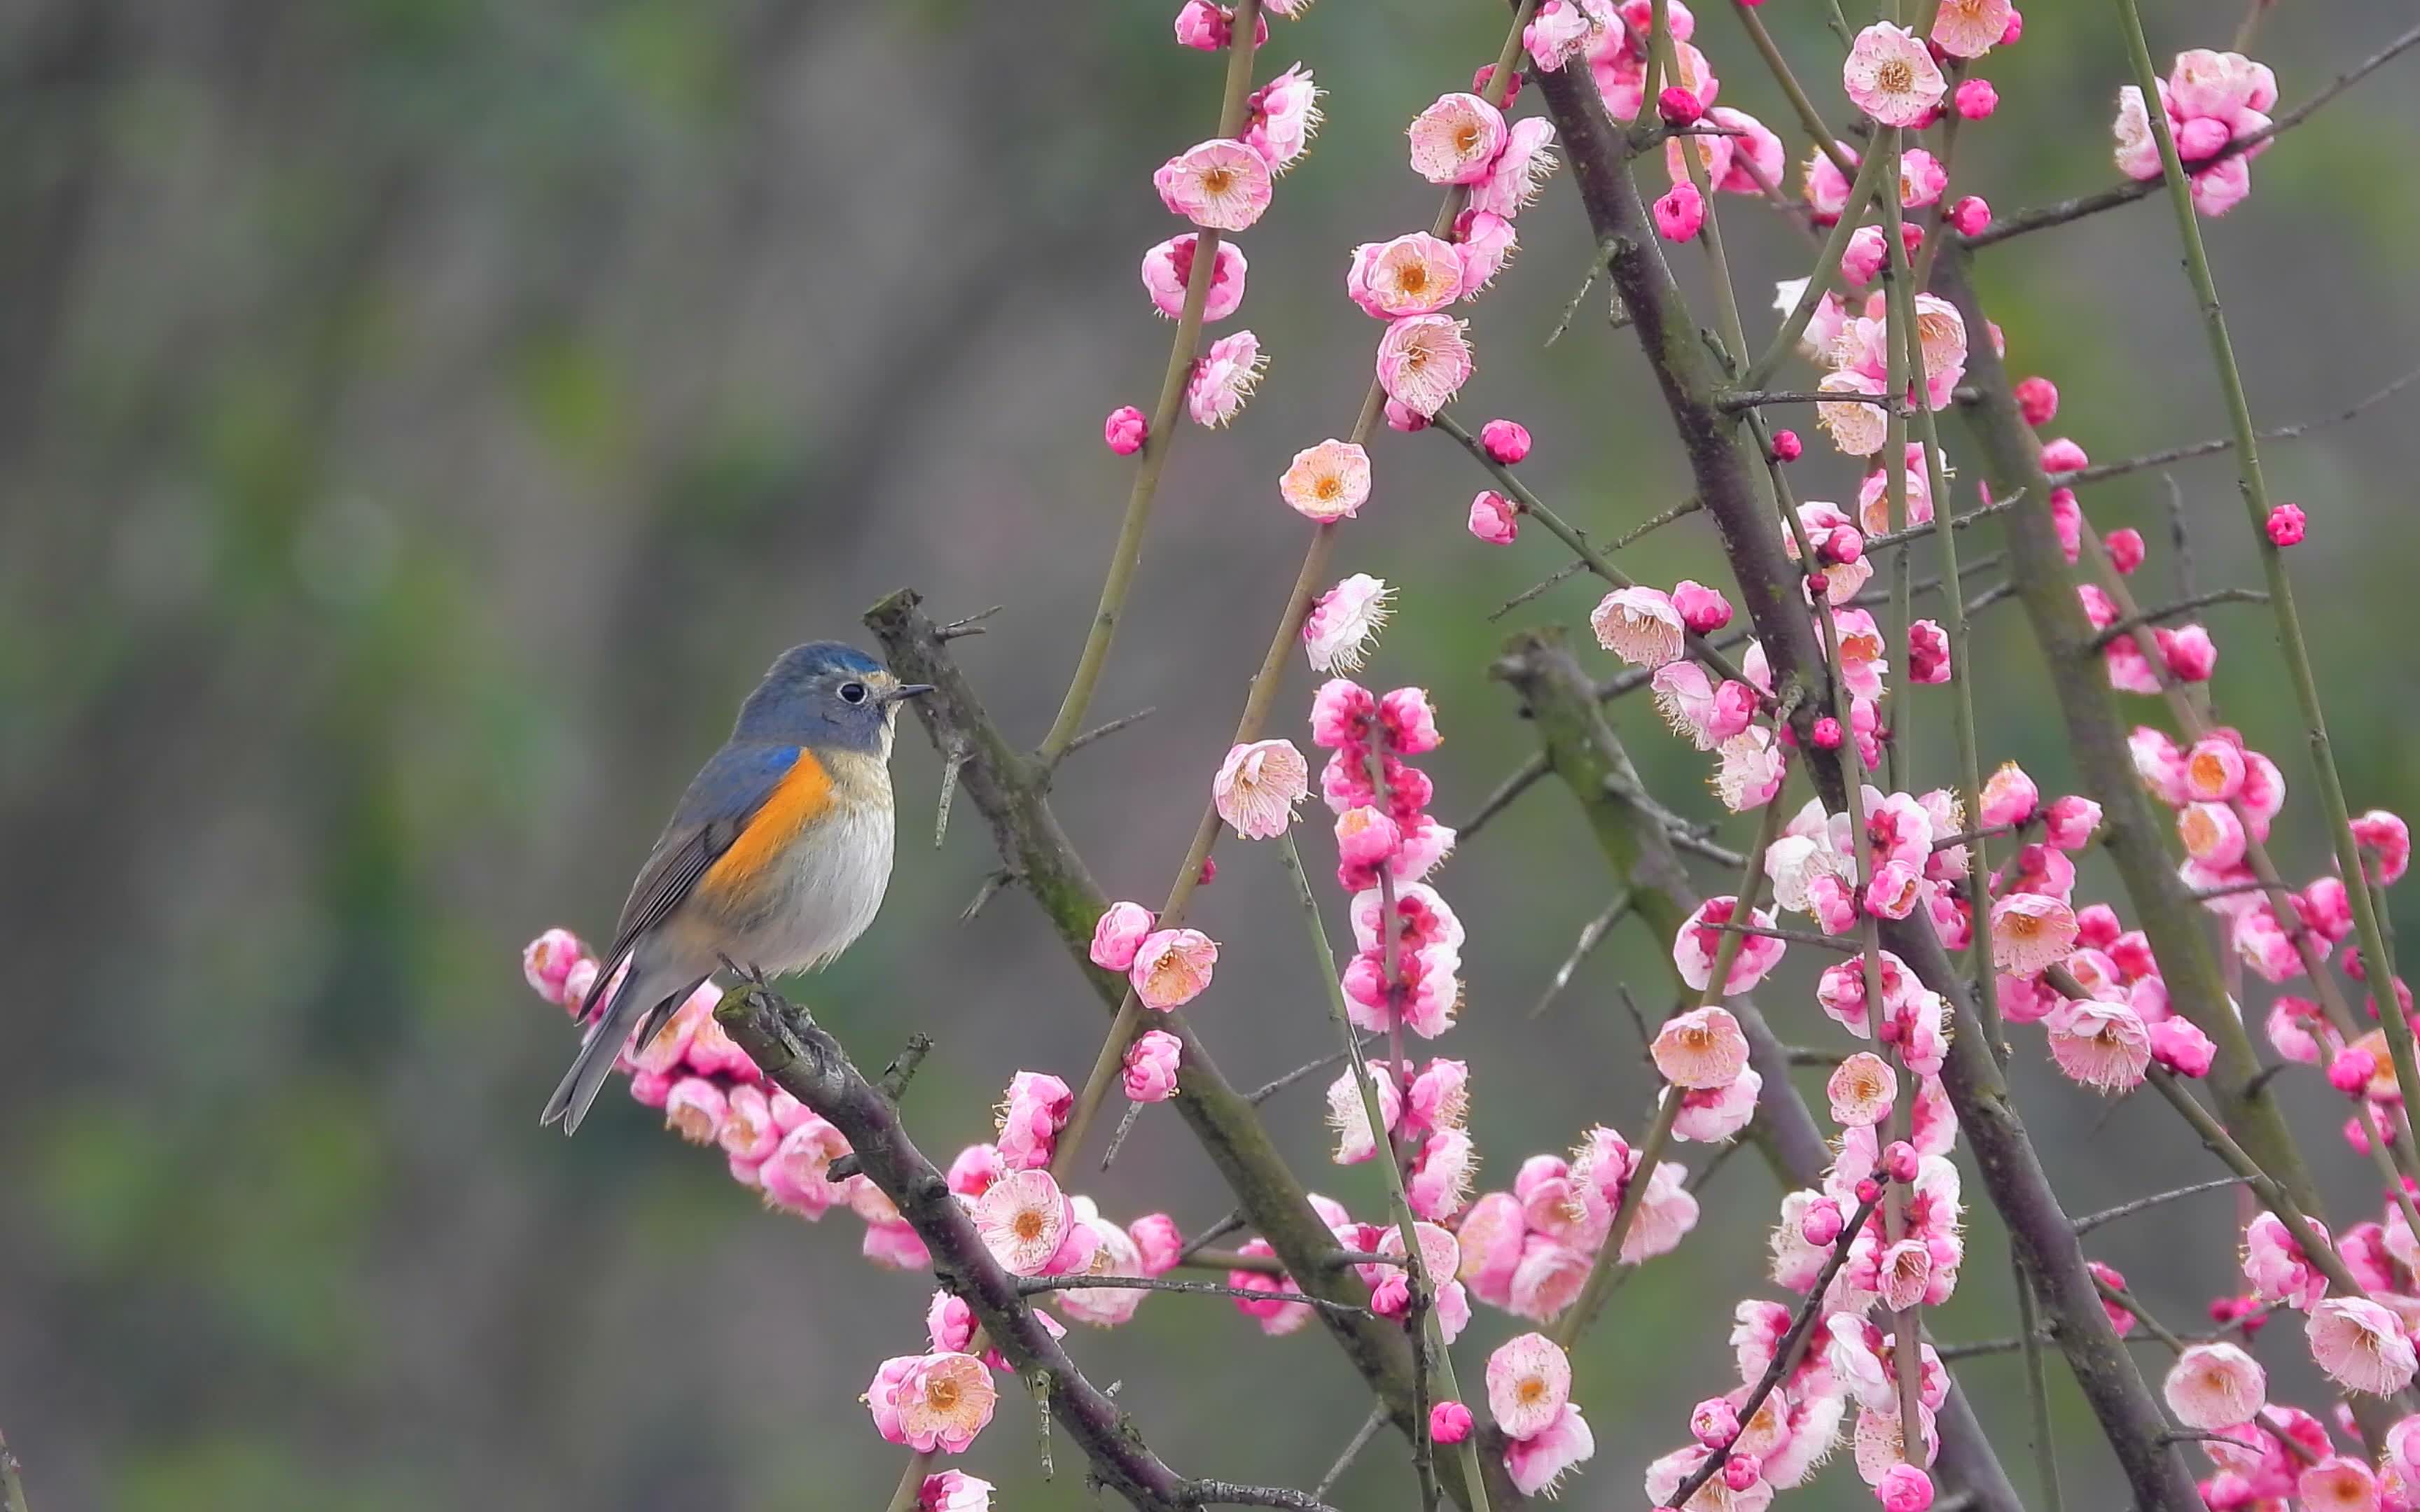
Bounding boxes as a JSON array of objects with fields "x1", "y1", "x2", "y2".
[{"x1": 731, "y1": 760, "x2": 896, "y2": 974}]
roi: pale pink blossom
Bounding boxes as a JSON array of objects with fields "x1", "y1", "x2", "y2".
[
  {"x1": 1302, "y1": 574, "x2": 1390, "y2": 673},
  {"x1": 1488, "y1": 1331, "x2": 1573, "y2": 1438},
  {"x1": 1410, "y1": 1127, "x2": 1479, "y2": 1219},
  {"x1": 2044, "y1": 794, "x2": 2102, "y2": 850},
  {"x1": 1347, "y1": 232, "x2": 1466, "y2": 318},
  {"x1": 869, "y1": 1352, "x2": 996, "y2": 1455},
  {"x1": 1844, "y1": 24, "x2": 1947, "y2": 127},
  {"x1": 1374, "y1": 314, "x2": 1473, "y2": 416},
  {"x1": 1625, "y1": 1158, "x2": 1702, "y2": 1261},
  {"x1": 1140, "y1": 234, "x2": 1248, "y2": 321},
  {"x1": 1715, "y1": 728, "x2": 1788, "y2": 813},
  {"x1": 1979, "y1": 762, "x2": 2039, "y2": 827},
  {"x1": 1856, "y1": 443, "x2": 1941, "y2": 536},
  {"x1": 1505, "y1": 1403, "x2": 1596, "y2": 1497},
  {"x1": 1242, "y1": 64, "x2": 1323, "y2": 174},
  {"x1": 918, "y1": 1470, "x2": 993, "y2": 1511},
  {"x1": 2245, "y1": 1210, "x2": 2329, "y2": 1311},
  {"x1": 523, "y1": 928, "x2": 587, "y2": 1004},
  {"x1": 996, "y1": 1070, "x2": 1072, "y2": 1170},
  {"x1": 1711, "y1": 108, "x2": 1785, "y2": 196},
  {"x1": 1646, "y1": 1444, "x2": 1770, "y2": 1512},
  {"x1": 1054, "y1": 1203, "x2": 1150, "y2": 1327},
  {"x1": 2300, "y1": 1458, "x2": 2382, "y2": 1512},
  {"x1": 1129, "y1": 928, "x2": 1218, "y2": 1010},
  {"x1": 2164, "y1": 1342, "x2": 2267, "y2": 1429},
  {"x1": 1214, "y1": 738, "x2": 1309, "y2": 839},
  {"x1": 1654, "y1": 180, "x2": 1706, "y2": 241},
  {"x1": 1929, "y1": 0, "x2": 2010, "y2": 59},
  {"x1": 1591, "y1": 585, "x2": 1685, "y2": 666},
  {"x1": 975, "y1": 1168, "x2": 1096, "y2": 1278},
  {"x1": 2356, "y1": 810, "x2": 2412, "y2": 885},
  {"x1": 1453, "y1": 208, "x2": 1520, "y2": 293},
  {"x1": 1523, "y1": 0, "x2": 1596, "y2": 71},
  {"x1": 2045, "y1": 997, "x2": 2151, "y2": 1092},
  {"x1": 1089, "y1": 901, "x2": 1155, "y2": 972},
  {"x1": 1674, "y1": 1071, "x2": 1762, "y2": 1143},
  {"x1": 1278, "y1": 438, "x2": 1371, "y2": 522},
  {"x1": 1850, "y1": 1401, "x2": 1938, "y2": 1485},
  {"x1": 1676, "y1": 897, "x2": 1788, "y2": 994},
  {"x1": 1154, "y1": 139, "x2": 1274, "y2": 231},
  {"x1": 1989, "y1": 892, "x2": 2078, "y2": 976},
  {"x1": 1819, "y1": 369, "x2": 1891, "y2": 456},
  {"x1": 1468, "y1": 490, "x2": 1520, "y2": 544},
  {"x1": 1655, "y1": 1005, "x2": 1752, "y2": 1088},
  {"x1": 1326, "y1": 1063, "x2": 1400, "y2": 1164},
  {"x1": 663, "y1": 1076, "x2": 727, "y2": 1144},
  {"x1": 2310, "y1": 1297, "x2": 2419, "y2": 1395},
  {"x1": 1876, "y1": 1464, "x2": 1935, "y2": 1512},
  {"x1": 1830, "y1": 1052, "x2": 1898, "y2": 1127},
  {"x1": 1122, "y1": 1029, "x2": 1183, "y2": 1102},
  {"x1": 1186, "y1": 330, "x2": 1265, "y2": 428},
  {"x1": 1471, "y1": 116, "x2": 1560, "y2": 218},
  {"x1": 1407, "y1": 92, "x2": 1508, "y2": 185}
]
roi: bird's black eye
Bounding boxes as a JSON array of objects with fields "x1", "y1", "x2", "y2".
[{"x1": 839, "y1": 681, "x2": 870, "y2": 706}]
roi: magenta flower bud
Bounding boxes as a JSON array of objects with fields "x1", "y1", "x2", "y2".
[
  {"x1": 2330, "y1": 1048, "x2": 2379, "y2": 1096},
  {"x1": 2040, "y1": 437, "x2": 2088, "y2": 473},
  {"x1": 1383, "y1": 398, "x2": 1431, "y2": 433},
  {"x1": 1947, "y1": 194, "x2": 1991, "y2": 237},
  {"x1": 2151, "y1": 1017, "x2": 2218, "y2": 1078},
  {"x1": 1690, "y1": 1396, "x2": 1742, "y2": 1447},
  {"x1": 1771, "y1": 428, "x2": 1803, "y2": 461},
  {"x1": 1130, "y1": 1213, "x2": 1184, "y2": 1276},
  {"x1": 1954, "y1": 78, "x2": 1998, "y2": 119},
  {"x1": 1811, "y1": 715, "x2": 1844, "y2": 750},
  {"x1": 2267, "y1": 503, "x2": 2307, "y2": 546},
  {"x1": 1840, "y1": 225, "x2": 1888, "y2": 288},
  {"x1": 1907, "y1": 618, "x2": 1950, "y2": 684},
  {"x1": 1898, "y1": 222, "x2": 1925, "y2": 262},
  {"x1": 1335, "y1": 805, "x2": 1403, "y2": 872},
  {"x1": 1653, "y1": 181, "x2": 1705, "y2": 241},
  {"x1": 2106, "y1": 527, "x2": 2146, "y2": 575},
  {"x1": 1876, "y1": 1464, "x2": 1935, "y2": 1512},
  {"x1": 2157, "y1": 624, "x2": 2219, "y2": 682},
  {"x1": 1479, "y1": 417, "x2": 1532, "y2": 464},
  {"x1": 2176, "y1": 115, "x2": 2231, "y2": 161},
  {"x1": 1471, "y1": 64, "x2": 1523, "y2": 106},
  {"x1": 1657, "y1": 85, "x2": 1705, "y2": 127},
  {"x1": 1090, "y1": 900, "x2": 1155, "y2": 972},
  {"x1": 2013, "y1": 375, "x2": 2059, "y2": 427},
  {"x1": 1724, "y1": 1455, "x2": 1764, "y2": 1493},
  {"x1": 1104, "y1": 405, "x2": 1148, "y2": 455},
  {"x1": 1197, "y1": 855, "x2": 1217, "y2": 885},
  {"x1": 1999, "y1": 8, "x2": 2023, "y2": 43},
  {"x1": 1884, "y1": 1139, "x2": 1920, "y2": 1182},
  {"x1": 2043, "y1": 794, "x2": 2103, "y2": 850},
  {"x1": 1670, "y1": 579, "x2": 1733, "y2": 634},
  {"x1": 1122, "y1": 1028, "x2": 1184, "y2": 1103},
  {"x1": 1468, "y1": 489, "x2": 1520, "y2": 545},
  {"x1": 1171, "y1": 0, "x2": 1230, "y2": 50},
  {"x1": 1428, "y1": 1400, "x2": 1474, "y2": 1445},
  {"x1": 1804, "y1": 571, "x2": 1830, "y2": 601},
  {"x1": 1800, "y1": 1198, "x2": 1845, "y2": 1247},
  {"x1": 1854, "y1": 1175, "x2": 1884, "y2": 1207},
  {"x1": 1825, "y1": 527, "x2": 1865, "y2": 565}
]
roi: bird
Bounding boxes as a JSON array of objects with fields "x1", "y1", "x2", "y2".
[{"x1": 541, "y1": 641, "x2": 933, "y2": 1133}]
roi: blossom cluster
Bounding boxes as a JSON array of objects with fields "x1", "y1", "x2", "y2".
[{"x1": 2113, "y1": 49, "x2": 2278, "y2": 218}]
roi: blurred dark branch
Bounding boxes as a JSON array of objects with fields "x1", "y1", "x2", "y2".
[
  {"x1": 2055, "y1": 365, "x2": 2420, "y2": 488},
  {"x1": 715, "y1": 983, "x2": 1323, "y2": 1512},
  {"x1": 1533, "y1": 55, "x2": 2179, "y2": 1508},
  {"x1": 1, "y1": 1428, "x2": 27, "y2": 1512},
  {"x1": 1970, "y1": 19, "x2": 2420, "y2": 247},
  {"x1": 865, "y1": 589, "x2": 1510, "y2": 1511},
  {"x1": 2071, "y1": 1177, "x2": 2250, "y2": 1237}
]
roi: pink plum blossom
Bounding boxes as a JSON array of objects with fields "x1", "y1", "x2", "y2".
[
  {"x1": 1154, "y1": 139, "x2": 1274, "y2": 231},
  {"x1": 1186, "y1": 330, "x2": 1265, "y2": 427},
  {"x1": 869, "y1": 1352, "x2": 996, "y2": 1455},
  {"x1": 1140, "y1": 234, "x2": 1247, "y2": 321},
  {"x1": 1374, "y1": 314, "x2": 1474, "y2": 416},
  {"x1": 1931, "y1": 0, "x2": 2010, "y2": 59},
  {"x1": 1347, "y1": 232, "x2": 1466, "y2": 318},
  {"x1": 1129, "y1": 928, "x2": 1218, "y2": 1010},
  {"x1": 996, "y1": 1070, "x2": 1073, "y2": 1170},
  {"x1": 1654, "y1": 1005, "x2": 1752, "y2": 1088},
  {"x1": 1407, "y1": 92, "x2": 1508, "y2": 185},
  {"x1": 1122, "y1": 1029, "x2": 1182, "y2": 1102},
  {"x1": 1214, "y1": 738, "x2": 1308, "y2": 839},
  {"x1": 1278, "y1": 438, "x2": 1371, "y2": 522},
  {"x1": 1103, "y1": 405, "x2": 1148, "y2": 455},
  {"x1": 1242, "y1": 64, "x2": 1323, "y2": 174},
  {"x1": 1591, "y1": 586, "x2": 1686, "y2": 666},
  {"x1": 2045, "y1": 997, "x2": 2151, "y2": 1091},
  {"x1": 1090, "y1": 901, "x2": 1155, "y2": 972},
  {"x1": 2309, "y1": 1296, "x2": 2419, "y2": 1395},
  {"x1": 2165, "y1": 1342, "x2": 2267, "y2": 1428},
  {"x1": 1468, "y1": 491, "x2": 1520, "y2": 544},
  {"x1": 1844, "y1": 24, "x2": 1947, "y2": 127},
  {"x1": 1302, "y1": 575, "x2": 1391, "y2": 673},
  {"x1": 1675, "y1": 897, "x2": 1788, "y2": 994}
]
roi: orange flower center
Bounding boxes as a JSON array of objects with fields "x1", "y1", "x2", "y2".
[
  {"x1": 1877, "y1": 59, "x2": 1915, "y2": 92},
  {"x1": 1454, "y1": 122, "x2": 1482, "y2": 153},
  {"x1": 1201, "y1": 167, "x2": 1235, "y2": 195},
  {"x1": 1517, "y1": 1377, "x2": 1548, "y2": 1406},
  {"x1": 1013, "y1": 1210, "x2": 1047, "y2": 1242},
  {"x1": 1314, "y1": 475, "x2": 1344, "y2": 500},
  {"x1": 1398, "y1": 264, "x2": 1430, "y2": 295},
  {"x1": 928, "y1": 1378, "x2": 961, "y2": 1411}
]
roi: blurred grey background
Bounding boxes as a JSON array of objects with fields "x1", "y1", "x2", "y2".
[{"x1": 3, "y1": 1, "x2": 2416, "y2": 1506}]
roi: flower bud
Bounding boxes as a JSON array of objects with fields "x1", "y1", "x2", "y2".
[
  {"x1": 1953, "y1": 78, "x2": 1998, "y2": 119},
  {"x1": 1771, "y1": 428, "x2": 1803, "y2": 461},
  {"x1": 2013, "y1": 376, "x2": 2058, "y2": 427},
  {"x1": 1104, "y1": 405, "x2": 1149, "y2": 456},
  {"x1": 2267, "y1": 503, "x2": 2306, "y2": 546},
  {"x1": 1480, "y1": 417, "x2": 1532, "y2": 464},
  {"x1": 2106, "y1": 527, "x2": 2146, "y2": 575}
]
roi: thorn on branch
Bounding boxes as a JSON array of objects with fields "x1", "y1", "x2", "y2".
[
  {"x1": 1530, "y1": 891, "x2": 1636, "y2": 1018},
  {"x1": 1065, "y1": 706, "x2": 1159, "y2": 756},
  {"x1": 937, "y1": 605, "x2": 1006, "y2": 640},
  {"x1": 962, "y1": 868, "x2": 1019, "y2": 921},
  {"x1": 935, "y1": 737, "x2": 971, "y2": 848},
  {"x1": 878, "y1": 1034, "x2": 936, "y2": 1104}
]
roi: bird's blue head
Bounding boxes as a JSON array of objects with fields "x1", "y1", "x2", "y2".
[{"x1": 732, "y1": 641, "x2": 932, "y2": 753}]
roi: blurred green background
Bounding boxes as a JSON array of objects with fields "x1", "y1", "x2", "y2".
[{"x1": 4, "y1": 1, "x2": 2416, "y2": 1506}]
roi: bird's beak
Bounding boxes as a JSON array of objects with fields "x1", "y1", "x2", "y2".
[{"x1": 889, "y1": 683, "x2": 936, "y2": 703}]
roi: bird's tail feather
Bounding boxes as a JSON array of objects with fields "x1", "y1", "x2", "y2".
[{"x1": 541, "y1": 959, "x2": 704, "y2": 1134}]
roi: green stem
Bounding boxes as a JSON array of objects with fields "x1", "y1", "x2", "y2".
[
  {"x1": 1278, "y1": 834, "x2": 1491, "y2": 1512},
  {"x1": 2110, "y1": 0, "x2": 2420, "y2": 1165},
  {"x1": 1877, "y1": 127, "x2": 1913, "y2": 793},
  {"x1": 1038, "y1": 5, "x2": 1265, "y2": 762},
  {"x1": 1743, "y1": 146, "x2": 1891, "y2": 390},
  {"x1": 2012, "y1": 1248, "x2": 2065, "y2": 1512},
  {"x1": 1725, "y1": 0, "x2": 1855, "y2": 176}
]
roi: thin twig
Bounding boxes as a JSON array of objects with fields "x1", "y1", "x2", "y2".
[
  {"x1": 1970, "y1": 19, "x2": 2420, "y2": 246},
  {"x1": 2071, "y1": 1177, "x2": 2249, "y2": 1237},
  {"x1": 933, "y1": 738, "x2": 970, "y2": 848},
  {"x1": 1182, "y1": 1480, "x2": 1341, "y2": 1512},
  {"x1": 1861, "y1": 493, "x2": 2027, "y2": 554},
  {"x1": 1065, "y1": 706, "x2": 1159, "y2": 755},
  {"x1": 2083, "y1": 586, "x2": 2272, "y2": 652},
  {"x1": 961, "y1": 868, "x2": 1016, "y2": 921},
  {"x1": 1246, "y1": 1033, "x2": 1384, "y2": 1105},
  {"x1": 1313, "y1": 1408, "x2": 1389, "y2": 1502},
  {"x1": 1530, "y1": 891, "x2": 1637, "y2": 1018},
  {"x1": 1721, "y1": 389, "x2": 1910, "y2": 412},
  {"x1": 1101, "y1": 1096, "x2": 1149, "y2": 1171},
  {"x1": 1017, "y1": 1273, "x2": 1372, "y2": 1316},
  {"x1": 1456, "y1": 755, "x2": 1548, "y2": 839},
  {"x1": 936, "y1": 605, "x2": 1005, "y2": 640},
  {"x1": 2058, "y1": 366, "x2": 2420, "y2": 487}
]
